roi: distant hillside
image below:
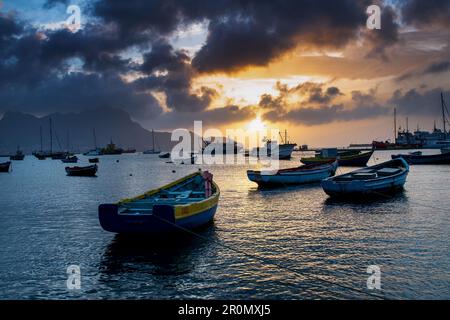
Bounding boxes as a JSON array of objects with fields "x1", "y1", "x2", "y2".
[{"x1": 0, "y1": 108, "x2": 179, "y2": 154}]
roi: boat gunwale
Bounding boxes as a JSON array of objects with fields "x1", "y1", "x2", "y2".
[
  {"x1": 301, "y1": 150, "x2": 374, "y2": 162},
  {"x1": 117, "y1": 171, "x2": 220, "y2": 219},
  {"x1": 247, "y1": 161, "x2": 336, "y2": 176}
]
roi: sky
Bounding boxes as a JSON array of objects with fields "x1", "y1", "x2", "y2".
[{"x1": 1, "y1": 0, "x2": 450, "y2": 147}]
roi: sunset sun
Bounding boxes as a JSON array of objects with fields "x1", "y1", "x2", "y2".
[{"x1": 247, "y1": 116, "x2": 266, "y2": 132}]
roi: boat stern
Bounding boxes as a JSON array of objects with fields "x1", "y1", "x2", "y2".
[{"x1": 98, "y1": 203, "x2": 177, "y2": 234}]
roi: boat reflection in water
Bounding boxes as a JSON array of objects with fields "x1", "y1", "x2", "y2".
[{"x1": 98, "y1": 225, "x2": 218, "y2": 283}]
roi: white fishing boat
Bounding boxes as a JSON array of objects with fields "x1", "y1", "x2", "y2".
[
  {"x1": 321, "y1": 158, "x2": 409, "y2": 198},
  {"x1": 250, "y1": 130, "x2": 296, "y2": 160},
  {"x1": 247, "y1": 160, "x2": 337, "y2": 187}
]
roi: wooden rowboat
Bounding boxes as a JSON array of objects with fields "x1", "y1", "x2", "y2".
[
  {"x1": 65, "y1": 164, "x2": 98, "y2": 176},
  {"x1": 98, "y1": 171, "x2": 220, "y2": 234},
  {"x1": 301, "y1": 150, "x2": 373, "y2": 167},
  {"x1": 392, "y1": 151, "x2": 450, "y2": 164},
  {"x1": 247, "y1": 160, "x2": 338, "y2": 187},
  {"x1": 0, "y1": 161, "x2": 11, "y2": 173},
  {"x1": 321, "y1": 158, "x2": 409, "y2": 198}
]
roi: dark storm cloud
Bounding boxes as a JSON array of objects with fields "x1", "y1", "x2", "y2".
[
  {"x1": 423, "y1": 61, "x2": 450, "y2": 75},
  {"x1": 401, "y1": 0, "x2": 450, "y2": 28},
  {"x1": 0, "y1": 73, "x2": 163, "y2": 119},
  {"x1": 92, "y1": 0, "x2": 394, "y2": 73},
  {"x1": 192, "y1": 0, "x2": 370, "y2": 72},
  {"x1": 365, "y1": 5, "x2": 399, "y2": 61},
  {"x1": 397, "y1": 60, "x2": 450, "y2": 81},
  {"x1": 389, "y1": 88, "x2": 450, "y2": 117},
  {"x1": 134, "y1": 41, "x2": 217, "y2": 112}
]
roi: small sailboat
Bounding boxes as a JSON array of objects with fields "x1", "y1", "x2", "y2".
[
  {"x1": 321, "y1": 158, "x2": 409, "y2": 198},
  {"x1": 83, "y1": 129, "x2": 102, "y2": 156},
  {"x1": 0, "y1": 161, "x2": 11, "y2": 173},
  {"x1": 65, "y1": 164, "x2": 98, "y2": 177},
  {"x1": 143, "y1": 129, "x2": 161, "y2": 154},
  {"x1": 61, "y1": 156, "x2": 78, "y2": 163},
  {"x1": 301, "y1": 148, "x2": 373, "y2": 166},
  {"x1": 89, "y1": 158, "x2": 99, "y2": 163},
  {"x1": 247, "y1": 160, "x2": 338, "y2": 187},
  {"x1": 98, "y1": 170, "x2": 219, "y2": 234},
  {"x1": 392, "y1": 151, "x2": 450, "y2": 164}
]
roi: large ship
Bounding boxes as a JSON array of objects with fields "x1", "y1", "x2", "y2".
[
  {"x1": 373, "y1": 92, "x2": 450, "y2": 149},
  {"x1": 396, "y1": 93, "x2": 450, "y2": 149}
]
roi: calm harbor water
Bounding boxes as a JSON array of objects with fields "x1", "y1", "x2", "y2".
[{"x1": 0, "y1": 150, "x2": 448, "y2": 299}]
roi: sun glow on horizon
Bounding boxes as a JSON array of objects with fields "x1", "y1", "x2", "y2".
[{"x1": 247, "y1": 116, "x2": 267, "y2": 132}]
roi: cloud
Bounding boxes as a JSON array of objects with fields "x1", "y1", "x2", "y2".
[
  {"x1": 389, "y1": 88, "x2": 450, "y2": 117},
  {"x1": 192, "y1": 0, "x2": 370, "y2": 72},
  {"x1": 401, "y1": 0, "x2": 450, "y2": 29},
  {"x1": 397, "y1": 60, "x2": 450, "y2": 81},
  {"x1": 258, "y1": 81, "x2": 390, "y2": 125},
  {"x1": 91, "y1": 0, "x2": 395, "y2": 73},
  {"x1": 258, "y1": 81, "x2": 343, "y2": 110},
  {"x1": 148, "y1": 105, "x2": 256, "y2": 129},
  {"x1": 263, "y1": 103, "x2": 389, "y2": 126},
  {"x1": 0, "y1": 73, "x2": 163, "y2": 119},
  {"x1": 364, "y1": 5, "x2": 399, "y2": 61},
  {"x1": 134, "y1": 40, "x2": 218, "y2": 112}
]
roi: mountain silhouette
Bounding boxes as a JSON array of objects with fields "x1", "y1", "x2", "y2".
[{"x1": 0, "y1": 107, "x2": 179, "y2": 154}]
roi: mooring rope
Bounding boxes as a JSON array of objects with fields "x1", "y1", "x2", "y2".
[{"x1": 152, "y1": 214, "x2": 386, "y2": 300}]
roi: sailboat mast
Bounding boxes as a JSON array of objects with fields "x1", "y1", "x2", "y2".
[
  {"x1": 40, "y1": 126, "x2": 43, "y2": 152},
  {"x1": 442, "y1": 92, "x2": 446, "y2": 139},
  {"x1": 93, "y1": 128, "x2": 97, "y2": 149},
  {"x1": 152, "y1": 129, "x2": 155, "y2": 151},
  {"x1": 394, "y1": 108, "x2": 397, "y2": 143},
  {"x1": 49, "y1": 118, "x2": 53, "y2": 154}
]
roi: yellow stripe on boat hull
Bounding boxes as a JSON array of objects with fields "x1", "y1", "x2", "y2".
[{"x1": 174, "y1": 182, "x2": 220, "y2": 220}]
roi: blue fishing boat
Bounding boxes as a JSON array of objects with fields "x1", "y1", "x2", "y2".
[
  {"x1": 392, "y1": 151, "x2": 450, "y2": 164},
  {"x1": 0, "y1": 161, "x2": 11, "y2": 173},
  {"x1": 99, "y1": 170, "x2": 220, "y2": 234},
  {"x1": 321, "y1": 158, "x2": 409, "y2": 198}
]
